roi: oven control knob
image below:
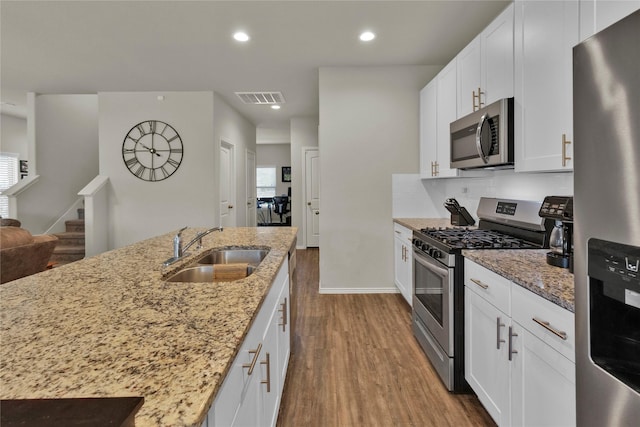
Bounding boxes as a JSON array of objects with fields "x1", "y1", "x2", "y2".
[
  {"x1": 422, "y1": 243, "x2": 430, "y2": 252},
  {"x1": 432, "y1": 249, "x2": 442, "y2": 258}
]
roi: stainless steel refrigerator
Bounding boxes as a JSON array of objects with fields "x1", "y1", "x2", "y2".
[{"x1": 574, "y1": 9, "x2": 640, "y2": 426}]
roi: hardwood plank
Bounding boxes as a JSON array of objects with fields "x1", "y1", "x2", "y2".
[{"x1": 278, "y1": 248, "x2": 495, "y2": 427}]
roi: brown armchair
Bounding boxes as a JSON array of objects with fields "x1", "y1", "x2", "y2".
[{"x1": 0, "y1": 226, "x2": 58, "y2": 284}]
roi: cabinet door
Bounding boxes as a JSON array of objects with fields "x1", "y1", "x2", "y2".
[
  {"x1": 436, "y1": 59, "x2": 459, "y2": 178},
  {"x1": 482, "y1": 3, "x2": 514, "y2": 105},
  {"x1": 394, "y1": 235, "x2": 409, "y2": 298},
  {"x1": 465, "y1": 288, "x2": 510, "y2": 425},
  {"x1": 580, "y1": 0, "x2": 640, "y2": 41},
  {"x1": 457, "y1": 36, "x2": 482, "y2": 117},
  {"x1": 511, "y1": 323, "x2": 576, "y2": 426},
  {"x1": 514, "y1": 0, "x2": 579, "y2": 172},
  {"x1": 260, "y1": 305, "x2": 280, "y2": 427},
  {"x1": 277, "y1": 277, "x2": 291, "y2": 393},
  {"x1": 419, "y1": 81, "x2": 438, "y2": 178}
]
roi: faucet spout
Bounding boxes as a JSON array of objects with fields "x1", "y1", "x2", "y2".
[{"x1": 182, "y1": 226, "x2": 224, "y2": 254}]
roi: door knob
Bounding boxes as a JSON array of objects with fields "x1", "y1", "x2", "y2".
[
  {"x1": 307, "y1": 202, "x2": 311, "y2": 206},
  {"x1": 315, "y1": 211, "x2": 319, "y2": 215}
]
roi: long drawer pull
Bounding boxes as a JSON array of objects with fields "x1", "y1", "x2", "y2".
[
  {"x1": 532, "y1": 317, "x2": 568, "y2": 340},
  {"x1": 261, "y1": 352, "x2": 271, "y2": 393},
  {"x1": 242, "y1": 343, "x2": 262, "y2": 375},
  {"x1": 470, "y1": 278, "x2": 489, "y2": 289},
  {"x1": 278, "y1": 298, "x2": 288, "y2": 332},
  {"x1": 496, "y1": 317, "x2": 506, "y2": 349},
  {"x1": 508, "y1": 326, "x2": 518, "y2": 361}
]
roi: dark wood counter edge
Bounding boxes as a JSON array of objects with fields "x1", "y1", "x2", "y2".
[{"x1": 0, "y1": 397, "x2": 144, "y2": 427}]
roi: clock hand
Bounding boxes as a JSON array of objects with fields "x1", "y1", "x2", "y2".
[{"x1": 139, "y1": 143, "x2": 162, "y2": 157}]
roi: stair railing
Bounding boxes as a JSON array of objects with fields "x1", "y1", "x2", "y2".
[
  {"x1": 44, "y1": 197, "x2": 84, "y2": 235},
  {"x1": 79, "y1": 175, "x2": 110, "y2": 257}
]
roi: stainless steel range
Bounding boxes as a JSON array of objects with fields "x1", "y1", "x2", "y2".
[{"x1": 411, "y1": 197, "x2": 552, "y2": 392}]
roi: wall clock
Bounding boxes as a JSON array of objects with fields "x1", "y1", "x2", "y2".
[{"x1": 121, "y1": 120, "x2": 184, "y2": 182}]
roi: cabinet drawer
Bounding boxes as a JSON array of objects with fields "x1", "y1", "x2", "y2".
[
  {"x1": 464, "y1": 259, "x2": 511, "y2": 315},
  {"x1": 394, "y1": 223, "x2": 413, "y2": 242},
  {"x1": 511, "y1": 283, "x2": 575, "y2": 362}
]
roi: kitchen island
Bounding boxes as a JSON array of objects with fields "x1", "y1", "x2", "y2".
[{"x1": 0, "y1": 227, "x2": 298, "y2": 426}]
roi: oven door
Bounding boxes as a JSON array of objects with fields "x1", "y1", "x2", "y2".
[{"x1": 412, "y1": 249, "x2": 453, "y2": 355}]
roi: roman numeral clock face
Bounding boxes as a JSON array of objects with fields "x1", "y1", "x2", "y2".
[{"x1": 122, "y1": 120, "x2": 184, "y2": 182}]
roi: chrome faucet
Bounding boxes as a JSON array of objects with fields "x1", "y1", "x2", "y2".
[
  {"x1": 182, "y1": 226, "x2": 224, "y2": 255},
  {"x1": 163, "y1": 226, "x2": 223, "y2": 267}
]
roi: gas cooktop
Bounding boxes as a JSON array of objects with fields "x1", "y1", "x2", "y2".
[{"x1": 417, "y1": 227, "x2": 541, "y2": 250}]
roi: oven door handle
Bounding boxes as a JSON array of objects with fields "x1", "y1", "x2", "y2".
[{"x1": 413, "y1": 249, "x2": 449, "y2": 279}]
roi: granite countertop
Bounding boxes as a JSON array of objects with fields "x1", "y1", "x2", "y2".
[
  {"x1": 463, "y1": 249, "x2": 575, "y2": 312},
  {"x1": 0, "y1": 227, "x2": 298, "y2": 427}
]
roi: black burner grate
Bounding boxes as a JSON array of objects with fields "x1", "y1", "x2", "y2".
[{"x1": 419, "y1": 227, "x2": 540, "y2": 250}]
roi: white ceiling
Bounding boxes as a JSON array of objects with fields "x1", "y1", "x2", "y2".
[{"x1": 1, "y1": 0, "x2": 510, "y2": 133}]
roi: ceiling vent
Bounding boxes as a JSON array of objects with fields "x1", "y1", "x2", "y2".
[{"x1": 235, "y1": 91, "x2": 285, "y2": 105}]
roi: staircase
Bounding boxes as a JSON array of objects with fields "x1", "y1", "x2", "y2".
[{"x1": 50, "y1": 209, "x2": 85, "y2": 266}]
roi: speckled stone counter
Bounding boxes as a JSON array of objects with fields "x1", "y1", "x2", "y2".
[
  {"x1": 463, "y1": 249, "x2": 575, "y2": 312},
  {"x1": 0, "y1": 227, "x2": 298, "y2": 427}
]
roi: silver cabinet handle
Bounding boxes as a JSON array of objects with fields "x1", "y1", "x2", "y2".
[
  {"x1": 395, "y1": 230, "x2": 401, "y2": 234},
  {"x1": 470, "y1": 278, "x2": 489, "y2": 289},
  {"x1": 496, "y1": 317, "x2": 506, "y2": 349},
  {"x1": 508, "y1": 326, "x2": 518, "y2": 361},
  {"x1": 242, "y1": 343, "x2": 262, "y2": 375},
  {"x1": 278, "y1": 298, "x2": 288, "y2": 332},
  {"x1": 261, "y1": 352, "x2": 271, "y2": 393},
  {"x1": 532, "y1": 317, "x2": 568, "y2": 340}
]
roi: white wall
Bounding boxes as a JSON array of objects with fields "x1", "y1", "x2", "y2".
[
  {"x1": 393, "y1": 171, "x2": 574, "y2": 220},
  {"x1": 257, "y1": 143, "x2": 291, "y2": 197},
  {"x1": 17, "y1": 94, "x2": 98, "y2": 233},
  {"x1": 212, "y1": 93, "x2": 257, "y2": 228},
  {"x1": 1, "y1": 114, "x2": 28, "y2": 160},
  {"x1": 318, "y1": 65, "x2": 439, "y2": 292},
  {"x1": 99, "y1": 91, "x2": 217, "y2": 249},
  {"x1": 290, "y1": 117, "x2": 318, "y2": 247}
]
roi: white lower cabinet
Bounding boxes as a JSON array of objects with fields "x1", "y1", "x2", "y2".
[
  {"x1": 208, "y1": 259, "x2": 290, "y2": 427},
  {"x1": 465, "y1": 259, "x2": 575, "y2": 426},
  {"x1": 393, "y1": 223, "x2": 413, "y2": 306}
]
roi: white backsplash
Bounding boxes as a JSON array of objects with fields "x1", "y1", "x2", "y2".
[{"x1": 393, "y1": 170, "x2": 574, "y2": 220}]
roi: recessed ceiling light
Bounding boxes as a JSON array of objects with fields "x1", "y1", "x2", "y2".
[
  {"x1": 359, "y1": 31, "x2": 375, "y2": 42},
  {"x1": 271, "y1": 105, "x2": 281, "y2": 110},
  {"x1": 233, "y1": 32, "x2": 250, "y2": 42}
]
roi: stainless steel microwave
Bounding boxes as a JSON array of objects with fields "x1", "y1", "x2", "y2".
[{"x1": 449, "y1": 97, "x2": 514, "y2": 169}]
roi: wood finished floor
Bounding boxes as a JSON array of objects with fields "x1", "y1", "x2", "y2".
[{"x1": 277, "y1": 248, "x2": 495, "y2": 427}]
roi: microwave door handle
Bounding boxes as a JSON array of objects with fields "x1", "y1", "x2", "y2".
[{"x1": 475, "y1": 113, "x2": 489, "y2": 164}]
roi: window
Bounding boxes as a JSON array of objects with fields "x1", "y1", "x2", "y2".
[
  {"x1": 0, "y1": 153, "x2": 19, "y2": 218},
  {"x1": 256, "y1": 167, "x2": 276, "y2": 198}
]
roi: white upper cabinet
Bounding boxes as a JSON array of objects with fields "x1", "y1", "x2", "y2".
[
  {"x1": 457, "y1": 36, "x2": 482, "y2": 118},
  {"x1": 419, "y1": 59, "x2": 459, "y2": 179},
  {"x1": 435, "y1": 60, "x2": 459, "y2": 178},
  {"x1": 457, "y1": 4, "x2": 514, "y2": 118},
  {"x1": 514, "y1": 0, "x2": 579, "y2": 172},
  {"x1": 579, "y1": 0, "x2": 640, "y2": 41},
  {"x1": 419, "y1": 80, "x2": 438, "y2": 178}
]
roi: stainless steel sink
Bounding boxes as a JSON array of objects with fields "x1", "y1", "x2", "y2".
[
  {"x1": 165, "y1": 264, "x2": 255, "y2": 283},
  {"x1": 196, "y1": 248, "x2": 269, "y2": 266}
]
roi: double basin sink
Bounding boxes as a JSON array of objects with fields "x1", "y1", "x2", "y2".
[{"x1": 165, "y1": 247, "x2": 269, "y2": 283}]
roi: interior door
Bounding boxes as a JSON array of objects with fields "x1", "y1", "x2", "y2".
[
  {"x1": 246, "y1": 149, "x2": 257, "y2": 226},
  {"x1": 220, "y1": 141, "x2": 236, "y2": 227},
  {"x1": 304, "y1": 148, "x2": 319, "y2": 247}
]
